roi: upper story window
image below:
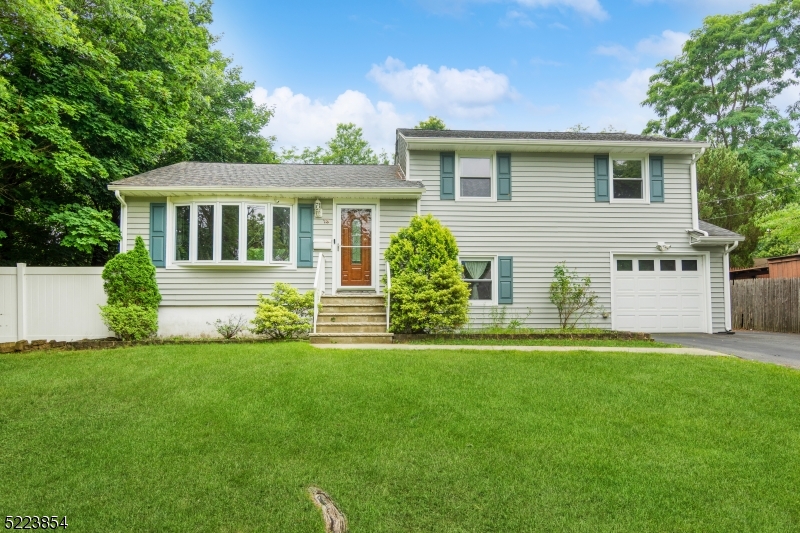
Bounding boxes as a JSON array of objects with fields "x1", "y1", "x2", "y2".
[
  {"x1": 612, "y1": 158, "x2": 645, "y2": 200},
  {"x1": 173, "y1": 201, "x2": 292, "y2": 265},
  {"x1": 459, "y1": 156, "x2": 492, "y2": 198}
]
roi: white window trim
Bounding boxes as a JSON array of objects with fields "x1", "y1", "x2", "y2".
[
  {"x1": 166, "y1": 197, "x2": 296, "y2": 268},
  {"x1": 459, "y1": 255, "x2": 497, "y2": 305},
  {"x1": 455, "y1": 152, "x2": 496, "y2": 202},
  {"x1": 609, "y1": 154, "x2": 650, "y2": 204}
]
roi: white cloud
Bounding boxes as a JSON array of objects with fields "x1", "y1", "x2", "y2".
[
  {"x1": 515, "y1": 0, "x2": 607, "y2": 20},
  {"x1": 595, "y1": 30, "x2": 689, "y2": 63},
  {"x1": 501, "y1": 9, "x2": 537, "y2": 28},
  {"x1": 586, "y1": 68, "x2": 657, "y2": 132},
  {"x1": 251, "y1": 87, "x2": 410, "y2": 151},
  {"x1": 367, "y1": 57, "x2": 516, "y2": 118}
]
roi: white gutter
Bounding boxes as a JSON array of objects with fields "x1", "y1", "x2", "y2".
[
  {"x1": 115, "y1": 190, "x2": 127, "y2": 252},
  {"x1": 403, "y1": 136, "x2": 710, "y2": 152},
  {"x1": 107, "y1": 186, "x2": 424, "y2": 198},
  {"x1": 723, "y1": 240, "x2": 739, "y2": 332}
]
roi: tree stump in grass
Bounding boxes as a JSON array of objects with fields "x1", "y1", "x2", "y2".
[{"x1": 308, "y1": 486, "x2": 348, "y2": 533}]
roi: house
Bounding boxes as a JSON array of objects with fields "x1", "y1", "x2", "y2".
[
  {"x1": 730, "y1": 253, "x2": 800, "y2": 280},
  {"x1": 108, "y1": 129, "x2": 744, "y2": 340}
]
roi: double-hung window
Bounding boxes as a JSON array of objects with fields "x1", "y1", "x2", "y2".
[
  {"x1": 611, "y1": 157, "x2": 646, "y2": 200},
  {"x1": 458, "y1": 155, "x2": 493, "y2": 199},
  {"x1": 172, "y1": 201, "x2": 293, "y2": 265},
  {"x1": 461, "y1": 258, "x2": 493, "y2": 301}
]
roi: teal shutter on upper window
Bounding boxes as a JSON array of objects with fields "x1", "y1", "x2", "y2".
[
  {"x1": 498, "y1": 256, "x2": 513, "y2": 304},
  {"x1": 650, "y1": 156, "x2": 664, "y2": 202},
  {"x1": 297, "y1": 204, "x2": 314, "y2": 267},
  {"x1": 149, "y1": 203, "x2": 166, "y2": 267},
  {"x1": 440, "y1": 152, "x2": 455, "y2": 200},
  {"x1": 497, "y1": 153, "x2": 511, "y2": 200},
  {"x1": 595, "y1": 155, "x2": 609, "y2": 202}
]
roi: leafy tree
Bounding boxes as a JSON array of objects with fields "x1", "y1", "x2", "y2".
[
  {"x1": 280, "y1": 123, "x2": 389, "y2": 164},
  {"x1": 415, "y1": 116, "x2": 447, "y2": 130},
  {"x1": 47, "y1": 205, "x2": 121, "y2": 255},
  {"x1": 0, "y1": 0, "x2": 275, "y2": 266},
  {"x1": 753, "y1": 204, "x2": 800, "y2": 258},
  {"x1": 384, "y1": 214, "x2": 470, "y2": 333},
  {"x1": 642, "y1": 0, "x2": 800, "y2": 187},
  {"x1": 697, "y1": 148, "x2": 767, "y2": 267}
]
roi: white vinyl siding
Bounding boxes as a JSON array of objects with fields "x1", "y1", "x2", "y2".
[
  {"x1": 124, "y1": 197, "x2": 416, "y2": 306},
  {"x1": 412, "y1": 150, "x2": 727, "y2": 331},
  {"x1": 126, "y1": 198, "x2": 160, "y2": 251}
]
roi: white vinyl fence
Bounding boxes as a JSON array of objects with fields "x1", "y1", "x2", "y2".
[{"x1": 0, "y1": 264, "x2": 111, "y2": 342}]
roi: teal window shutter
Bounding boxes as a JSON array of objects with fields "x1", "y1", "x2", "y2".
[
  {"x1": 149, "y1": 203, "x2": 166, "y2": 267},
  {"x1": 297, "y1": 204, "x2": 314, "y2": 267},
  {"x1": 497, "y1": 153, "x2": 511, "y2": 200},
  {"x1": 595, "y1": 155, "x2": 609, "y2": 202},
  {"x1": 498, "y1": 256, "x2": 513, "y2": 304},
  {"x1": 440, "y1": 152, "x2": 455, "y2": 200},
  {"x1": 650, "y1": 156, "x2": 664, "y2": 202}
]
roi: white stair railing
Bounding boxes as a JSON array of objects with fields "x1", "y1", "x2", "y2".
[
  {"x1": 312, "y1": 253, "x2": 325, "y2": 334},
  {"x1": 385, "y1": 261, "x2": 391, "y2": 332}
]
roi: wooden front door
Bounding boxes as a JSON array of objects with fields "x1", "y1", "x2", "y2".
[{"x1": 340, "y1": 208, "x2": 372, "y2": 286}]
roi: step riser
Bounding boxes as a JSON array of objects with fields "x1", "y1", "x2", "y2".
[
  {"x1": 310, "y1": 335, "x2": 393, "y2": 344},
  {"x1": 320, "y1": 297, "x2": 385, "y2": 306},
  {"x1": 317, "y1": 314, "x2": 385, "y2": 324},
  {"x1": 316, "y1": 324, "x2": 387, "y2": 334},
  {"x1": 319, "y1": 305, "x2": 385, "y2": 314}
]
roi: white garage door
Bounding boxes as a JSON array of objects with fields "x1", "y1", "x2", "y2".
[{"x1": 613, "y1": 256, "x2": 707, "y2": 333}]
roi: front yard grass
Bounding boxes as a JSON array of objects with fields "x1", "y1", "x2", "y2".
[
  {"x1": 2, "y1": 343, "x2": 799, "y2": 532},
  {"x1": 406, "y1": 338, "x2": 679, "y2": 347}
]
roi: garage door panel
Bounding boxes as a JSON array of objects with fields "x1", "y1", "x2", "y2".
[{"x1": 613, "y1": 256, "x2": 707, "y2": 333}]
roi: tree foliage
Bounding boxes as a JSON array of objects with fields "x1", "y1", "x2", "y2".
[
  {"x1": 754, "y1": 203, "x2": 800, "y2": 258},
  {"x1": 415, "y1": 116, "x2": 447, "y2": 130},
  {"x1": 642, "y1": 0, "x2": 800, "y2": 186},
  {"x1": 47, "y1": 205, "x2": 121, "y2": 255},
  {"x1": 697, "y1": 148, "x2": 766, "y2": 267},
  {"x1": 0, "y1": 0, "x2": 275, "y2": 266},
  {"x1": 384, "y1": 214, "x2": 470, "y2": 334},
  {"x1": 280, "y1": 123, "x2": 389, "y2": 164},
  {"x1": 548, "y1": 262, "x2": 599, "y2": 329}
]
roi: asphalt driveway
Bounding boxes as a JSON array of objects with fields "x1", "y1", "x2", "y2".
[{"x1": 652, "y1": 331, "x2": 800, "y2": 369}]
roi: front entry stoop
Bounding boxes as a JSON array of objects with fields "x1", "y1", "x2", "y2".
[{"x1": 309, "y1": 295, "x2": 393, "y2": 344}]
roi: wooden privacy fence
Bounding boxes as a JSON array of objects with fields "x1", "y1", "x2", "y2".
[{"x1": 731, "y1": 278, "x2": 800, "y2": 333}]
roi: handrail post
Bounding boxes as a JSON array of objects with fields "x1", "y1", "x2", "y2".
[
  {"x1": 313, "y1": 252, "x2": 324, "y2": 334},
  {"x1": 385, "y1": 261, "x2": 391, "y2": 332}
]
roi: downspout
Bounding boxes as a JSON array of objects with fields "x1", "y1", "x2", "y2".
[
  {"x1": 721, "y1": 240, "x2": 739, "y2": 334},
  {"x1": 115, "y1": 190, "x2": 127, "y2": 252}
]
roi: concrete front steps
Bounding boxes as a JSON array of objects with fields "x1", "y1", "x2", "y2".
[{"x1": 309, "y1": 294, "x2": 393, "y2": 344}]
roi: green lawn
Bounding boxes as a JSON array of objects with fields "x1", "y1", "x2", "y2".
[
  {"x1": 406, "y1": 338, "x2": 679, "y2": 347},
  {"x1": 2, "y1": 344, "x2": 799, "y2": 532}
]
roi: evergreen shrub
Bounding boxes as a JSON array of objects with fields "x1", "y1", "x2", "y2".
[
  {"x1": 99, "y1": 236, "x2": 162, "y2": 339},
  {"x1": 384, "y1": 214, "x2": 470, "y2": 333},
  {"x1": 251, "y1": 282, "x2": 314, "y2": 339}
]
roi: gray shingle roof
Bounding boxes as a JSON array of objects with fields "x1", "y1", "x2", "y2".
[
  {"x1": 398, "y1": 128, "x2": 696, "y2": 143},
  {"x1": 699, "y1": 220, "x2": 745, "y2": 239},
  {"x1": 109, "y1": 162, "x2": 423, "y2": 189}
]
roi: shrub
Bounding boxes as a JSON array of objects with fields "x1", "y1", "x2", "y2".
[
  {"x1": 208, "y1": 314, "x2": 248, "y2": 339},
  {"x1": 101, "y1": 236, "x2": 162, "y2": 308},
  {"x1": 99, "y1": 304, "x2": 159, "y2": 341},
  {"x1": 548, "y1": 262, "x2": 599, "y2": 329},
  {"x1": 99, "y1": 236, "x2": 162, "y2": 340},
  {"x1": 250, "y1": 282, "x2": 314, "y2": 339},
  {"x1": 384, "y1": 214, "x2": 470, "y2": 333}
]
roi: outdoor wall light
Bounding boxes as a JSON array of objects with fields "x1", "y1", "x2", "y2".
[
  {"x1": 656, "y1": 242, "x2": 671, "y2": 252},
  {"x1": 314, "y1": 199, "x2": 322, "y2": 218}
]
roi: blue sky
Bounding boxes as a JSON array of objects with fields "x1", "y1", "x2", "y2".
[{"x1": 209, "y1": 0, "x2": 759, "y2": 153}]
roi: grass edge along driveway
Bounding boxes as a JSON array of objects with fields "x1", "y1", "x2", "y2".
[{"x1": 2, "y1": 343, "x2": 799, "y2": 532}]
